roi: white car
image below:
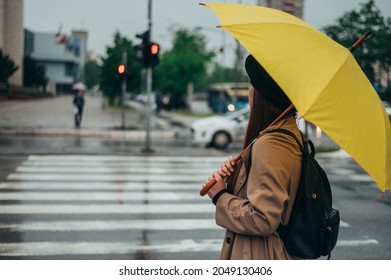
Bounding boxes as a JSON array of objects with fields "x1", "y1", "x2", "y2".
[
  {"x1": 191, "y1": 106, "x2": 250, "y2": 149},
  {"x1": 191, "y1": 106, "x2": 326, "y2": 150}
]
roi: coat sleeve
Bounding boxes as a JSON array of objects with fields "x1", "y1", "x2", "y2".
[{"x1": 215, "y1": 134, "x2": 298, "y2": 236}]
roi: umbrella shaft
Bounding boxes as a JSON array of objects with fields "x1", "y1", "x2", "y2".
[
  {"x1": 199, "y1": 104, "x2": 294, "y2": 196},
  {"x1": 349, "y1": 31, "x2": 371, "y2": 52}
]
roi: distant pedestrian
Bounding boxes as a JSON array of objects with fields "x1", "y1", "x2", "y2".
[
  {"x1": 72, "y1": 83, "x2": 86, "y2": 129},
  {"x1": 155, "y1": 91, "x2": 162, "y2": 115}
]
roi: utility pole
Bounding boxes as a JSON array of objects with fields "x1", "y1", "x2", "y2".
[
  {"x1": 121, "y1": 51, "x2": 127, "y2": 130},
  {"x1": 233, "y1": 0, "x2": 244, "y2": 111},
  {"x1": 143, "y1": 0, "x2": 154, "y2": 153}
]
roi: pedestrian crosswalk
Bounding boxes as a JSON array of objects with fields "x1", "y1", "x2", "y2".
[
  {"x1": 0, "y1": 155, "x2": 225, "y2": 259},
  {"x1": 0, "y1": 155, "x2": 379, "y2": 259}
]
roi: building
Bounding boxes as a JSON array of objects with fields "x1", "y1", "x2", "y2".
[
  {"x1": 257, "y1": 0, "x2": 304, "y2": 19},
  {"x1": 72, "y1": 30, "x2": 88, "y2": 76},
  {"x1": 0, "y1": 0, "x2": 24, "y2": 86},
  {"x1": 24, "y1": 29, "x2": 88, "y2": 94}
]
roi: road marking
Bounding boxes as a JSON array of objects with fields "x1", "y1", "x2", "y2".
[
  {"x1": 337, "y1": 239, "x2": 379, "y2": 246},
  {"x1": 340, "y1": 220, "x2": 350, "y2": 228},
  {"x1": 0, "y1": 219, "x2": 219, "y2": 231},
  {"x1": 27, "y1": 155, "x2": 227, "y2": 163},
  {"x1": 16, "y1": 166, "x2": 215, "y2": 175},
  {"x1": 0, "y1": 239, "x2": 222, "y2": 256},
  {"x1": 21, "y1": 160, "x2": 222, "y2": 168},
  {"x1": 0, "y1": 238, "x2": 379, "y2": 257},
  {"x1": 0, "y1": 181, "x2": 200, "y2": 191},
  {"x1": 0, "y1": 154, "x2": 379, "y2": 259},
  {"x1": 0, "y1": 203, "x2": 215, "y2": 214},
  {"x1": 0, "y1": 191, "x2": 201, "y2": 201},
  {"x1": 348, "y1": 174, "x2": 374, "y2": 182},
  {"x1": 7, "y1": 173, "x2": 209, "y2": 182},
  {"x1": 0, "y1": 218, "x2": 350, "y2": 232}
]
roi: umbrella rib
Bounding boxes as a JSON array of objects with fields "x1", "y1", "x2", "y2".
[{"x1": 220, "y1": 21, "x2": 316, "y2": 31}]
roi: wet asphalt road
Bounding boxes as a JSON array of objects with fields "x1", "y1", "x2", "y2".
[{"x1": 0, "y1": 135, "x2": 391, "y2": 260}]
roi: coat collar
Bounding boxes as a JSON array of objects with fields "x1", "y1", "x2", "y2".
[{"x1": 259, "y1": 116, "x2": 297, "y2": 137}]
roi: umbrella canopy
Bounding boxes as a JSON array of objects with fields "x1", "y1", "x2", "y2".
[
  {"x1": 72, "y1": 82, "x2": 87, "y2": 91},
  {"x1": 202, "y1": 3, "x2": 391, "y2": 193}
]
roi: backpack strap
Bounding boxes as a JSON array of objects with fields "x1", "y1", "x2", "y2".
[
  {"x1": 267, "y1": 128, "x2": 304, "y2": 153},
  {"x1": 266, "y1": 129, "x2": 310, "y2": 240}
]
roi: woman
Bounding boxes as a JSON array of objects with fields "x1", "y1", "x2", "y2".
[{"x1": 204, "y1": 54, "x2": 303, "y2": 259}]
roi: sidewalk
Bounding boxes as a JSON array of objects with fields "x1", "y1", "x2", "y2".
[
  {"x1": 0, "y1": 95, "x2": 185, "y2": 140},
  {"x1": 0, "y1": 95, "x2": 340, "y2": 153}
]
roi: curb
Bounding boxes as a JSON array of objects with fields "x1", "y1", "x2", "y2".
[{"x1": 0, "y1": 128, "x2": 178, "y2": 140}]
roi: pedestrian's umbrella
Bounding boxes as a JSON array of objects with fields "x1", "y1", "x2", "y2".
[
  {"x1": 72, "y1": 82, "x2": 87, "y2": 91},
  {"x1": 199, "y1": 3, "x2": 391, "y2": 195}
]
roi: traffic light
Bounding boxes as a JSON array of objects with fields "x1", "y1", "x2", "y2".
[
  {"x1": 149, "y1": 42, "x2": 160, "y2": 68},
  {"x1": 117, "y1": 63, "x2": 126, "y2": 76},
  {"x1": 135, "y1": 30, "x2": 150, "y2": 67},
  {"x1": 135, "y1": 30, "x2": 160, "y2": 68}
]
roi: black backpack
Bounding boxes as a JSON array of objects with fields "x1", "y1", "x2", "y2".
[{"x1": 269, "y1": 129, "x2": 340, "y2": 259}]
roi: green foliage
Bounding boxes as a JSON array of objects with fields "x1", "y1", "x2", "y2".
[
  {"x1": 203, "y1": 62, "x2": 247, "y2": 85},
  {"x1": 23, "y1": 56, "x2": 48, "y2": 90},
  {"x1": 154, "y1": 27, "x2": 215, "y2": 103},
  {"x1": 323, "y1": 0, "x2": 391, "y2": 83},
  {"x1": 99, "y1": 32, "x2": 142, "y2": 105},
  {"x1": 0, "y1": 49, "x2": 19, "y2": 84},
  {"x1": 83, "y1": 60, "x2": 100, "y2": 89}
]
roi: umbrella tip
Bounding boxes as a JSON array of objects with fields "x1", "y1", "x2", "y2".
[
  {"x1": 381, "y1": 191, "x2": 385, "y2": 198},
  {"x1": 199, "y1": 3, "x2": 205, "y2": 6}
]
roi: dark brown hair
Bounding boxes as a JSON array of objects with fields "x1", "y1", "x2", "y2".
[
  {"x1": 243, "y1": 88, "x2": 295, "y2": 148},
  {"x1": 226, "y1": 88, "x2": 295, "y2": 192}
]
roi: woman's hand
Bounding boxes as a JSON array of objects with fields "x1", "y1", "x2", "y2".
[{"x1": 205, "y1": 156, "x2": 236, "y2": 199}]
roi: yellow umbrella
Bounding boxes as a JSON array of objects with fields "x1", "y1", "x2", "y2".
[{"x1": 201, "y1": 3, "x2": 391, "y2": 194}]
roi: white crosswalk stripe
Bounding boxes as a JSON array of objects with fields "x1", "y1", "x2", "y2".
[
  {"x1": 0, "y1": 155, "x2": 378, "y2": 259},
  {"x1": 0, "y1": 204, "x2": 214, "y2": 214},
  {"x1": 0, "y1": 240, "x2": 223, "y2": 257},
  {"x1": 0, "y1": 219, "x2": 218, "y2": 231}
]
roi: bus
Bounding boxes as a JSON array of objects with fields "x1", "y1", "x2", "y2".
[{"x1": 207, "y1": 82, "x2": 250, "y2": 113}]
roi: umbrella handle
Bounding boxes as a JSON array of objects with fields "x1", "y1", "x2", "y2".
[
  {"x1": 199, "y1": 178, "x2": 217, "y2": 196},
  {"x1": 199, "y1": 153, "x2": 243, "y2": 196},
  {"x1": 349, "y1": 31, "x2": 371, "y2": 52},
  {"x1": 199, "y1": 104, "x2": 294, "y2": 197}
]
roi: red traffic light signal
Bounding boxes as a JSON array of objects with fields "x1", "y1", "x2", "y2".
[
  {"x1": 150, "y1": 43, "x2": 159, "y2": 55},
  {"x1": 117, "y1": 64, "x2": 126, "y2": 75},
  {"x1": 149, "y1": 42, "x2": 160, "y2": 68}
]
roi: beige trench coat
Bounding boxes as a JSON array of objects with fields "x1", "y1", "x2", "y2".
[{"x1": 215, "y1": 117, "x2": 303, "y2": 260}]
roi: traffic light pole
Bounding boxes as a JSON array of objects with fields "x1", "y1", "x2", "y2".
[
  {"x1": 142, "y1": 0, "x2": 154, "y2": 153},
  {"x1": 143, "y1": 67, "x2": 153, "y2": 153},
  {"x1": 121, "y1": 51, "x2": 127, "y2": 130}
]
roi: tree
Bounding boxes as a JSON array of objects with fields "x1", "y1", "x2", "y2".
[
  {"x1": 154, "y1": 27, "x2": 215, "y2": 109},
  {"x1": 23, "y1": 56, "x2": 48, "y2": 90},
  {"x1": 83, "y1": 60, "x2": 100, "y2": 90},
  {"x1": 203, "y1": 62, "x2": 247, "y2": 85},
  {"x1": 323, "y1": 0, "x2": 391, "y2": 85},
  {"x1": 0, "y1": 49, "x2": 19, "y2": 84},
  {"x1": 380, "y1": 17, "x2": 391, "y2": 100},
  {"x1": 99, "y1": 32, "x2": 142, "y2": 106}
]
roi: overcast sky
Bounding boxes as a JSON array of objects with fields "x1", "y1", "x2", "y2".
[{"x1": 24, "y1": 0, "x2": 391, "y2": 66}]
